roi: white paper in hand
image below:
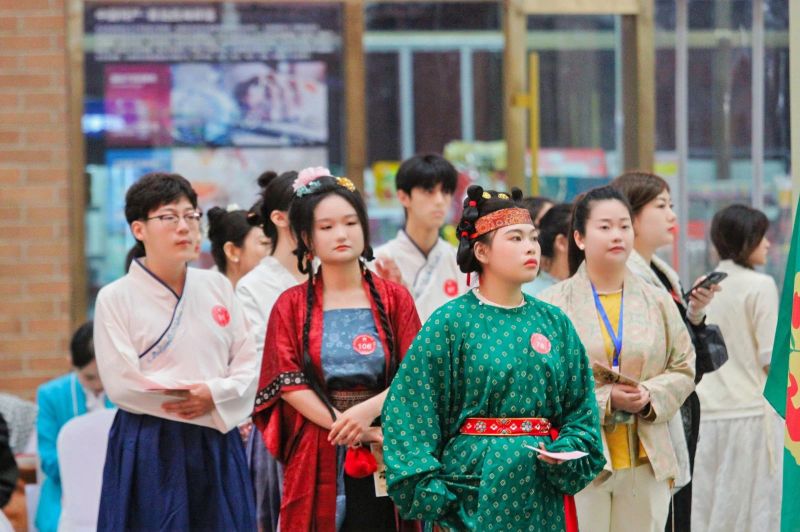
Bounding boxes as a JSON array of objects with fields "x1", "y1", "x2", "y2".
[{"x1": 523, "y1": 443, "x2": 588, "y2": 461}]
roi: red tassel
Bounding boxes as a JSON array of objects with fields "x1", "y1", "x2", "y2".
[
  {"x1": 344, "y1": 446, "x2": 377, "y2": 478},
  {"x1": 466, "y1": 272, "x2": 471, "y2": 286}
]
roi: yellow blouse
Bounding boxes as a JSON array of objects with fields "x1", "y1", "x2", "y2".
[{"x1": 597, "y1": 291, "x2": 648, "y2": 470}]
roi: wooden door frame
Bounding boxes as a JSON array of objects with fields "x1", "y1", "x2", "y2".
[{"x1": 503, "y1": 0, "x2": 655, "y2": 189}]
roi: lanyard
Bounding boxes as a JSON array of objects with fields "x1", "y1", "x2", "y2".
[{"x1": 591, "y1": 284, "x2": 623, "y2": 369}]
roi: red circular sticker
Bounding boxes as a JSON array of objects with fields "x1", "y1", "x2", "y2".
[
  {"x1": 530, "y1": 333, "x2": 551, "y2": 354},
  {"x1": 352, "y1": 334, "x2": 377, "y2": 355},
  {"x1": 443, "y1": 279, "x2": 459, "y2": 297},
  {"x1": 212, "y1": 305, "x2": 231, "y2": 327}
]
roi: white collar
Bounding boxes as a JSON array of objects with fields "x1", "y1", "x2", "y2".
[{"x1": 472, "y1": 287, "x2": 526, "y2": 309}]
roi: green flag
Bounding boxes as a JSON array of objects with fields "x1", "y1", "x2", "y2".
[{"x1": 765, "y1": 201, "x2": 800, "y2": 532}]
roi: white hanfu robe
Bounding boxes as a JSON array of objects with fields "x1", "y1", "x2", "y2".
[
  {"x1": 235, "y1": 255, "x2": 300, "y2": 532},
  {"x1": 236, "y1": 255, "x2": 300, "y2": 355},
  {"x1": 374, "y1": 229, "x2": 467, "y2": 322},
  {"x1": 93, "y1": 258, "x2": 259, "y2": 433}
]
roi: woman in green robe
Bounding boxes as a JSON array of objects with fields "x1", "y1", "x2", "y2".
[{"x1": 382, "y1": 186, "x2": 605, "y2": 531}]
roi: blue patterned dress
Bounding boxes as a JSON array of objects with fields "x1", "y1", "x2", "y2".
[{"x1": 323, "y1": 308, "x2": 396, "y2": 531}]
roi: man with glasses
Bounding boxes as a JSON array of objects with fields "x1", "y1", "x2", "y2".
[{"x1": 93, "y1": 172, "x2": 258, "y2": 530}]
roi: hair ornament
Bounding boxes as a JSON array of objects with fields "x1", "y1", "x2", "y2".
[
  {"x1": 473, "y1": 208, "x2": 532, "y2": 238},
  {"x1": 295, "y1": 180, "x2": 322, "y2": 197},
  {"x1": 497, "y1": 193, "x2": 509, "y2": 200},
  {"x1": 226, "y1": 203, "x2": 241, "y2": 212},
  {"x1": 336, "y1": 177, "x2": 356, "y2": 192},
  {"x1": 482, "y1": 191, "x2": 491, "y2": 199},
  {"x1": 293, "y1": 166, "x2": 331, "y2": 192}
]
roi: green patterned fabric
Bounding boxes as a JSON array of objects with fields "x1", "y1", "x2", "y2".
[{"x1": 382, "y1": 290, "x2": 605, "y2": 531}]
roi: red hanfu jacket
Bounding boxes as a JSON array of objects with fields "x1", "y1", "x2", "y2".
[{"x1": 253, "y1": 273, "x2": 421, "y2": 531}]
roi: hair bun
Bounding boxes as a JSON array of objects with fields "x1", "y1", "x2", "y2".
[
  {"x1": 462, "y1": 185, "x2": 483, "y2": 222},
  {"x1": 206, "y1": 206, "x2": 226, "y2": 223},
  {"x1": 257, "y1": 170, "x2": 278, "y2": 190},
  {"x1": 465, "y1": 185, "x2": 484, "y2": 203},
  {"x1": 510, "y1": 188, "x2": 523, "y2": 202}
]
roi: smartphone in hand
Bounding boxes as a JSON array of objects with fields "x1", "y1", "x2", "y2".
[{"x1": 683, "y1": 271, "x2": 727, "y2": 300}]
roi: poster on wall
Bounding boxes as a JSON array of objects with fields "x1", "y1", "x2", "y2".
[
  {"x1": 83, "y1": 2, "x2": 343, "y2": 304},
  {"x1": 171, "y1": 146, "x2": 328, "y2": 210},
  {"x1": 104, "y1": 65, "x2": 172, "y2": 146},
  {"x1": 169, "y1": 61, "x2": 328, "y2": 147}
]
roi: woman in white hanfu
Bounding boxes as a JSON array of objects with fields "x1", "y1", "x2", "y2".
[
  {"x1": 236, "y1": 169, "x2": 306, "y2": 532},
  {"x1": 93, "y1": 172, "x2": 258, "y2": 531}
]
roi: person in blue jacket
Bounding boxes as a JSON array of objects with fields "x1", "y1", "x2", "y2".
[{"x1": 35, "y1": 321, "x2": 114, "y2": 532}]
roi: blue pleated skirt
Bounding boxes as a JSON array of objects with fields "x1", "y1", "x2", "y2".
[
  {"x1": 245, "y1": 427, "x2": 282, "y2": 532},
  {"x1": 98, "y1": 410, "x2": 256, "y2": 531}
]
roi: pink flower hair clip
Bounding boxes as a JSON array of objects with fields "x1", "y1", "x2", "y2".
[{"x1": 293, "y1": 166, "x2": 331, "y2": 197}]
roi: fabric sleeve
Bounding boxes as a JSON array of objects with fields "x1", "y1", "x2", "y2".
[
  {"x1": 93, "y1": 291, "x2": 217, "y2": 429},
  {"x1": 391, "y1": 284, "x2": 422, "y2": 361},
  {"x1": 753, "y1": 277, "x2": 779, "y2": 368},
  {"x1": 206, "y1": 289, "x2": 260, "y2": 433},
  {"x1": 35, "y1": 388, "x2": 60, "y2": 484},
  {"x1": 253, "y1": 294, "x2": 310, "y2": 416},
  {"x1": 235, "y1": 281, "x2": 268, "y2": 357},
  {"x1": 382, "y1": 315, "x2": 462, "y2": 522},
  {"x1": 252, "y1": 291, "x2": 313, "y2": 464},
  {"x1": 541, "y1": 316, "x2": 606, "y2": 495},
  {"x1": 595, "y1": 383, "x2": 614, "y2": 425},
  {"x1": 639, "y1": 297, "x2": 696, "y2": 423}
]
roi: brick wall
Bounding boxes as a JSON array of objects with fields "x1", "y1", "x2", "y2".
[{"x1": 0, "y1": 0, "x2": 73, "y2": 399}]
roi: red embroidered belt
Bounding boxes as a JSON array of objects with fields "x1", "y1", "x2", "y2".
[{"x1": 459, "y1": 417, "x2": 552, "y2": 436}]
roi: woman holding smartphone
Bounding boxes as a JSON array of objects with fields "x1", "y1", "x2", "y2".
[{"x1": 611, "y1": 171, "x2": 725, "y2": 532}]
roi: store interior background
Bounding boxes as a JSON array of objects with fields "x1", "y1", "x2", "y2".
[{"x1": 80, "y1": 1, "x2": 792, "y2": 314}]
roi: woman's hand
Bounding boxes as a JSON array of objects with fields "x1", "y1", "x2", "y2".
[
  {"x1": 328, "y1": 402, "x2": 377, "y2": 447},
  {"x1": 162, "y1": 383, "x2": 215, "y2": 419},
  {"x1": 375, "y1": 257, "x2": 404, "y2": 286},
  {"x1": 686, "y1": 274, "x2": 722, "y2": 322},
  {"x1": 536, "y1": 442, "x2": 563, "y2": 465},
  {"x1": 610, "y1": 384, "x2": 651, "y2": 414},
  {"x1": 361, "y1": 426, "x2": 384, "y2": 445}
]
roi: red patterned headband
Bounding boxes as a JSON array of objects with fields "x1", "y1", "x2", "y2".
[{"x1": 472, "y1": 208, "x2": 532, "y2": 238}]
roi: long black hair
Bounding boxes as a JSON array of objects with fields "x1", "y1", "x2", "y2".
[
  {"x1": 258, "y1": 170, "x2": 297, "y2": 254},
  {"x1": 567, "y1": 186, "x2": 633, "y2": 275},
  {"x1": 287, "y1": 175, "x2": 397, "y2": 397},
  {"x1": 537, "y1": 203, "x2": 572, "y2": 259},
  {"x1": 456, "y1": 184, "x2": 525, "y2": 275},
  {"x1": 206, "y1": 206, "x2": 253, "y2": 273}
]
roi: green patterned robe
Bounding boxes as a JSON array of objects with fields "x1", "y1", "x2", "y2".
[{"x1": 382, "y1": 291, "x2": 605, "y2": 531}]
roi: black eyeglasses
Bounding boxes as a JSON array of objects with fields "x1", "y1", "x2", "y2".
[{"x1": 144, "y1": 210, "x2": 203, "y2": 228}]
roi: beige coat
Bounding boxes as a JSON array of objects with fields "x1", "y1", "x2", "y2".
[{"x1": 540, "y1": 264, "x2": 696, "y2": 482}]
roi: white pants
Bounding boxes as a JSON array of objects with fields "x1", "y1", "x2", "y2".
[
  {"x1": 575, "y1": 464, "x2": 671, "y2": 532},
  {"x1": 0, "y1": 510, "x2": 11, "y2": 532},
  {"x1": 691, "y1": 413, "x2": 783, "y2": 532}
]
